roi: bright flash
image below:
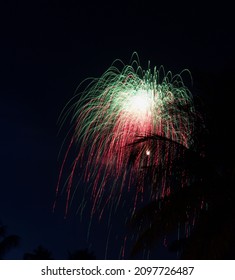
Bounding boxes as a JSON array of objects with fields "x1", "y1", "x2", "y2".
[{"x1": 124, "y1": 89, "x2": 152, "y2": 117}]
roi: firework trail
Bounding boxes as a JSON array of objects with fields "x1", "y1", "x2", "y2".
[{"x1": 56, "y1": 53, "x2": 198, "y2": 218}]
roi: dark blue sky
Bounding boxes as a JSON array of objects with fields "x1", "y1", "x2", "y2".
[{"x1": 1, "y1": 1, "x2": 234, "y2": 259}]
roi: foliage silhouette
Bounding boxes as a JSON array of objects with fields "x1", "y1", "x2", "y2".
[
  {"x1": 0, "y1": 224, "x2": 20, "y2": 259},
  {"x1": 127, "y1": 68, "x2": 235, "y2": 259},
  {"x1": 68, "y1": 248, "x2": 96, "y2": 260},
  {"x1": 23, "y1": 245, "x2": 53, "y2": 260}
]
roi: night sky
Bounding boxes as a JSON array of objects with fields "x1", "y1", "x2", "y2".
[{"x1": 1, "y1": 1, "x2": 235, "y2": 260}]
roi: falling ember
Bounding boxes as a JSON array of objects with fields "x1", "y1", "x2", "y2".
[{"x1": 56, "y1": 52, "x2": 199, "y2": 217}]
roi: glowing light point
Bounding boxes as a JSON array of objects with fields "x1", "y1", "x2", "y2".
[{"x1": 146, "y1": 150, "x2": 151, "y2": 156}]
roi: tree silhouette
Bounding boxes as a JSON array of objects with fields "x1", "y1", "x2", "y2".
[
  {"x1": 68, "y1": 248, "x2": 96, "y2": 260},
  {"x1": 23, "y1": 245, "x2": 53, "y2": 260},
  {"x1": 127, "y1": 68, "x2": 235, "y2": 259},
  {"x1": 0, "y1": 224, "x2": 20, "y2": 259},
  {"x1": 129, "y1": 157, "x2": 235, "y2": 259}
]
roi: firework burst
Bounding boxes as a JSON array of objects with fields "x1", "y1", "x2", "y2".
[{"x1": 56, "y1": 53, "x2": 198, "y2": 217}]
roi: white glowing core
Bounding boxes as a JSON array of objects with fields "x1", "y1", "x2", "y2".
[{"x1": 124, "y1": 89, "x2": 152, "y2": 117}]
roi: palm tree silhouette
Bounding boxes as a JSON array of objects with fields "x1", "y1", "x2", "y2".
[
  {"x1": 127, "y1": 68, "x2": 235, "y2": 259},
  {"x1": 127, "y1": 137, "x2": 235, "y2": 259}
]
